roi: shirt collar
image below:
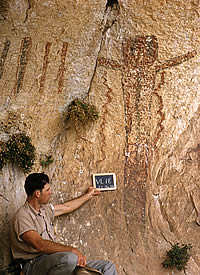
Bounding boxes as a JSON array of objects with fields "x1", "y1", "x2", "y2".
[{"x1": 24, "y1": 201, "x2": 46, "y2": 220}]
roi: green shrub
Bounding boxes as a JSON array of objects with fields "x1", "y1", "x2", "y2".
[
  {"x1": 0, "y1": 133, "x2": 36, "y2": 173},
  {"x1": 65, "y1": 99, "x2": 99, "y2": 124},
  {"x1": 162, "y1": 243, "x2": 192, "y2": 271}
]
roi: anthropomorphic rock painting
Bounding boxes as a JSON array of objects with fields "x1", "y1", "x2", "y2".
[{"x1": 98, "y1": 35, "x2": 196, "y2": 245}]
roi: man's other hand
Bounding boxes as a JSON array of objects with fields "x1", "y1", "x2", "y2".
[{"x1": 86, "y1": 187, "x2": 100, "y2": 199}]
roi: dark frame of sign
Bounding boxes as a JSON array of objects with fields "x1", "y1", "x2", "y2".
[{"x1": 92, "y1": 173, "x2": 117, "y2": 191}]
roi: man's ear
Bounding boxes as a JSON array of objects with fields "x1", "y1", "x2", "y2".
[{"x1": 35, "y1": 190, "x2": 41, "y2": 198}]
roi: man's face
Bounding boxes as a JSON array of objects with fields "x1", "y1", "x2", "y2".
[{"x1": 39, "y1": 183, "x2": 52, "y2": 204}]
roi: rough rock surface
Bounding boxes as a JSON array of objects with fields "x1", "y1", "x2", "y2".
[{"x1": 0, "y1": 0, "x2": 200, "y2": 274}]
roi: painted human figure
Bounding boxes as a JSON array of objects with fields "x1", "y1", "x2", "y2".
[{"x1": 98, "y1": 36, "x2": 196, "y2": 231}]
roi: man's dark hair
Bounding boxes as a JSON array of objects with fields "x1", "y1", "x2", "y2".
[{"x1": 24, "y1": 173, "x2": 49, "y2": 196}]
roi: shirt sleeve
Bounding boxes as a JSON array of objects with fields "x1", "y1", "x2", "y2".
[{"x1": 14, "y1": 214, "x2": 36, "y2": 241}]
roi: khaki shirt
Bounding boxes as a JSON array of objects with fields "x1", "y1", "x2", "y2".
[{"x1": 10, "y1": 201, "x2": 55, "y2": 260}]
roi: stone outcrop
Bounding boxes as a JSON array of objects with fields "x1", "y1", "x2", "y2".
[{"x1": 0, "y1": 0, "x2": 200, "y2": 274}]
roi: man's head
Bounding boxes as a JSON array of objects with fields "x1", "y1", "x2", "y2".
[{"x1": 24, "y1": 173, "x2": 49, "y2": 197}]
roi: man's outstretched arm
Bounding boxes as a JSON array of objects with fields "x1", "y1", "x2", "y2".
[{"x1": 54, "y1": 187, "x2": 100, "y2": 217}]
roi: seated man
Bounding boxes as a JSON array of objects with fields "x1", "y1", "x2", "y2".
[{"x1": 10, "y1": 173, "x2": 117, "y2": 275}]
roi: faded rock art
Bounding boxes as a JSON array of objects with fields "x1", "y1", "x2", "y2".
[
  {"x1": 39, "y1": 41, "x2": 68, "y2": 94},
  {"x1": 0, "y1": 39, "x2": 10, "y2": 80},
  {"x1": 99, "y1": 35, "x2": 196, "y2": 239},
  {"x1": 96, "y1": 70, "x2": 113, "y2": 165},
  {"x1": 14, "y1": 37, "x2": 32, "y2": 95},
  {"x1": 57, "y1": 42, "x2": 68, "y2": 94},
  {"x1": 39, "y1": 41, "x2": 52, "y2": 94},
  {"x1": 0, "y1": 38, "x2": 68, "y2": 94}
]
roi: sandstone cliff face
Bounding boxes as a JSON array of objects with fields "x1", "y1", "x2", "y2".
[{"x1": 0, "y1": 0, "x2": 200, "y2": 274}]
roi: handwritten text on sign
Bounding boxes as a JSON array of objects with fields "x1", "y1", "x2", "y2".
[{"x1": 92, "y1": 173, "x2": 117, "y2": 191}]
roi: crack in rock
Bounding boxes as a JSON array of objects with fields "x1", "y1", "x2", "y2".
[
  {"x1": 102, "y1": 0, "x2": 120, "y2": 35},
  {"x1": 88, "y1": 0, "x2": 120, "y2": 96},
  {"x1": 0, "y1": 194, "x2": 9, "y2": 202}
]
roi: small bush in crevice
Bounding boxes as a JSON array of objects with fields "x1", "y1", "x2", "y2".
[
  {"x1": 162, "y1": 243, "x2": 192, "y2": 272},
  {"x1": 0, "y1": 133, "x2": 36, "y2": 173},
  {"x1": 40, "y1": 155, "x2": 54, "y2": 168},
  {"x1": 65, "y1": 99, "x2": 99, "y2": 125}
]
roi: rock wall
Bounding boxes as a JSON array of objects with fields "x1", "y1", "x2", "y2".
[{"x1": 0, "y1": 0, "x2": 200, "y2": 274}]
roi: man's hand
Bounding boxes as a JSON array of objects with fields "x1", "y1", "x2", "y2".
[
  {"x1": 72, "y1": 248, "x2": 87, "y2": 267},
  {"x1": 86, "y1": 187, "x2": 100, "y2": 200}
]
